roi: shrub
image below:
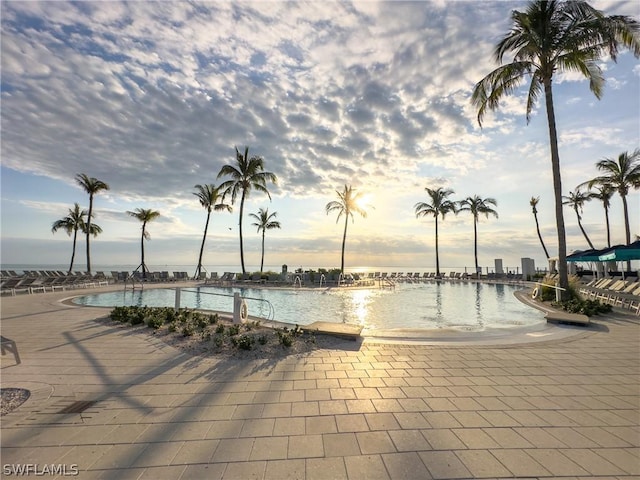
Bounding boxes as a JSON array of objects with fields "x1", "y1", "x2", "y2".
[
  {"x1": 163, "y1": 308, "x2": 177, "y2": 323},
  {"x1": 236, "y1": 334, "x2": 255, "y2": 350},
  {"x1": 213, "y1": 334, "x2": 224, "y2": 347},
  {"x1": 209, "y1": 313, "x2": 219, "y2": 325},
  {"x1": 196, "y1": 315, "x2": 209, "y2": 330},
  {"x1": 146, "y1": 315, "x2": 164, "y2": 330},
  {"x1": 279, "y1": 332, "x2": 293, "y2": 347},
  {"x1": 276, "y1": 327, "x2": 294, "y2": 348},
  {"x1": 110, "y1": 306, "x2": 130, "y2": 323},
  {"x1": 182, "y1": 323, "x2": 195, "y2": 337},
  {"x1": 168, "y1": 321, "x2": 179, "y2": 333},
  {"x1": 328, "y1": 268, "x2": 342, "y2": 278},
  {"x1": 552, "y1": 298, "x2": 612, "y2": 316},
  {"x1": 215, "y1": 324, "x2": 225, "y2": 335},
  {"x1": 129, "y1": 308, "x2": 146, "y2": 325},
  {"x1": 243, "y1": 320, "x2": 261, "y2": 331},
  {"x1": 228, "y1": 324, "x2": 240, "y2": 336}
]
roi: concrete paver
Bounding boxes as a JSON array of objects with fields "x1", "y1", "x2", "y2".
[{"x1": 1, "y1": 285, "x2": 639, "y2": 479}]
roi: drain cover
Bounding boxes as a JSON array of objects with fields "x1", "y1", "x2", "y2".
[{"x1": 58, "y1": 400, "x2": 97, "y2": 414}]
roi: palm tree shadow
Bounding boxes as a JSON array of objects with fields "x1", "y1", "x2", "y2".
[{"x1": 178, "y1": 336, "x2": 363, "y2": 382}]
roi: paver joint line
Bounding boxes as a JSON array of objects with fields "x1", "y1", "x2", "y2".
[{"x1": 1, "y1": 286, "x2": 639, "y2": 479}]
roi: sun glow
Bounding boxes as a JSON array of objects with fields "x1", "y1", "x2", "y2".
[{"x1": 356, "y1": 194, "x2": 373, "y2": 212}]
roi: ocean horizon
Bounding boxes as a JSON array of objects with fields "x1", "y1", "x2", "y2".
[{"x1": 1, "y1": 262, "x2": 534, "y2": 276}]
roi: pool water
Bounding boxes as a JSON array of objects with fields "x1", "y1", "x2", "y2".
[{"x1": 72, "y1": 282, "x2": 544, "y2": 332}]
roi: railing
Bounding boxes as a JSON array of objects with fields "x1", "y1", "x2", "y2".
[
  {"x1": 176, "y1": 288, "x2": 275, "y2": 321},
  {"x1": 124, "y1": 274, "x2": 144, "y2": 291}
]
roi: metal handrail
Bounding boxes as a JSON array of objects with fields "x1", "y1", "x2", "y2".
[
  {"x1": 178, "y1": 288, "x2": 275, "y2": 320},
  {"x1": 124, "y1": 274, "x2": 144, "y2": 291}
]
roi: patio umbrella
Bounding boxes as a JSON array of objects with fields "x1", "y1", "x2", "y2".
[
  {"x1": 567, "y1": 246, "x2": 615, "y2": 280},
  {"x1": 566, "y1": 247, "x2": 612, "y2": 262},
  {"x1": 597, "y1": 240, "x2": 640, "y2": 261}
]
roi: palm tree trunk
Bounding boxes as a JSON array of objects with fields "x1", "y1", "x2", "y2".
[
  {"x1": 434, "y1": 215, "x2": 440, "y2": 276},
  {"x1": 239, "y1": 192, "x2": 246, "y2": 275},
  {"x1": 141, "y1": 223, "x2": 146, "y2": 279},
  {"x1": 196, "y1": 210, "x2": 211, "y2": 278},
  {"x1": 473, "y1": 217, "x2": 479, "y2": 274},
  {"x1": 69, "y1": 229, "x2": 78, "y2": 274},
  {"x1": 544, "y1": 78, "x2": 569, "y2": 299},
  {"x1": 533, "y1": 212, "x2": 551, "y2": 259},
  {"x1": 260, "y1": 230, "x2": 265, "y2": 273},
  {"x1": 575, "y1": 208, "x2": 595, "y2": 249},
  {"x1": 604, "y1": 205, "x2": 611, "y2": 248},
  {"x1": 86, "y1": 195, "x2": 93, "y2": 274},
  {"x1": 341, "y1": 214, "x2": 348, "y2": 274},
  {"x1": 622, "y1": 194, "x2": 631, "y2": 244},
  {"x1": 622, "y1": 194, "x2": 631, "y2": 271}
]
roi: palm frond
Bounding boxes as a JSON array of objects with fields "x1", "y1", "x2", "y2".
[{"x1": 472, "y1": 61, "x2": 533, "y2": 127}]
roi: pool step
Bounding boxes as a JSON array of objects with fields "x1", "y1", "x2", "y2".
[
  {"x1": 302, "y1": 321, "x2": 363, "y2": 341},
  {"x1": 545, "y1": 311, "x2": 590, "y2": 326}
]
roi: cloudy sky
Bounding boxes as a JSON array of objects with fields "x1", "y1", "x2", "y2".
[{"x1": 1, "y1": 0, "x2": 639, "y2": 273}]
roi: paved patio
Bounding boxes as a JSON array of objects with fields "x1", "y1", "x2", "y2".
[{"x1": 1, "y1": 285, "x2": 638, "y2": 479}]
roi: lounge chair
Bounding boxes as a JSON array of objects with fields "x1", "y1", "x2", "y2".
[{"x1": 1, "y1": 277, "x2": 24, "y2": 295}]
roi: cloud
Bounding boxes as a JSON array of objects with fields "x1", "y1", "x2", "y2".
[
  {"x1": 2, "y1": 1, "x2": 638, "y2": 270},
  {"x1": 0, "y1": 0, "x2": 523, "y2": 202}
]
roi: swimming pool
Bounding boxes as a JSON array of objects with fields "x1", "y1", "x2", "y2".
[{"x1": 72, "y1": 282, "x2": 544, "y2": 332}]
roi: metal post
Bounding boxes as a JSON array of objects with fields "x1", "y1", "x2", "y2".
[
  {"x1": 174, "y1": 288, "x2": 181, "y2": 312},
  {"x1": 233, "y1": 292, "x2": 241, "y2": 324}
]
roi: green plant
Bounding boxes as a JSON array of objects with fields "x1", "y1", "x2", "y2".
[
  {"x1": 129, "y1": 308, "x2": 146, "y2": 325},
  {"x1": 168, "y1": 321, "x2": 178, "y2": 333},
  {"x1": 163, "y1": 308, "x2": 177, "y2": 323},
  {"x1": 236, "y1": 334, "x2": 255, "y2": 350},
  {"x1": 146, "y1": 315, "x2": 164, "y2": 330},
  {"x1": 228, "y1": 324, "x2": 240, "y2": 336},
  {"x1": 109, "y1": 306, "x2": 121, "y2": 322},
  {"x1": 276, "y1": 327, "x2": 295, "y2": 348},
  {"x1": 213, "y1": 334, "x2": 224, "y2": 347},
  {"x1": 243, "y1": 320, "x2": 261, "y2": 332},
  {"x1": 196, "y1": 315, "x2": 209, "y2": 329},
  {"x1": 215, "y1": 324, "x2": 225, "y2": 335},
  {"x1": 209, "y1": 313, "x2": 219, "y2": 324},
  {"x1": 182, "y1": 323, "x2": 195, "y2": 337},
  {"x1": 552, "y1": 298, "x2": 612, "y2": 316}
]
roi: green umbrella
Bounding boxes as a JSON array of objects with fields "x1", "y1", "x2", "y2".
[{"x1": 598, "y1": 240, "x2": 640, "y2": 261}]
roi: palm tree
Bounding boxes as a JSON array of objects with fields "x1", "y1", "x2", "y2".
[
  {"x1": 563, "y1": 189, "x2": 595, "y2": 249},
  {"x1": 530, "y1": 196, "x2": 551, "y2": 259},
  {"x1": 471, "y1": 0, "x2": 639, "y2": 299},
  {"x1": 52, "y1": 203, "x2": 102, "y2": 274},
  {"x1": 458, "y1": 195, "x2": 498, "y2": 275},
  {"x1": 126, "y1": 208, "x2": 160, "y2": 278},
  {"x1": 217, "y1": 147, "x2": 278, "y2": 274},
  {"x1": 587, "y1": 149, "x2": 640, "y2": 247},
  {"x1": 585, "y1": 183, "x2": 615, "y2": 248},
  {"x1": 325, "y1": 185, "x2": 368, "y2": 275},
  {"x1": 193, "y1": 184, "x2": 232, "y2": 279},
  {"x1": 76, "y1": 173, "x2": 110, "y2": 274},
  {"x1": 414, "y1": 187, "x2": 457, "y2": 277},
  {"x1": 249, "y1": 208, "x2": 281, "y2": 273}
]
